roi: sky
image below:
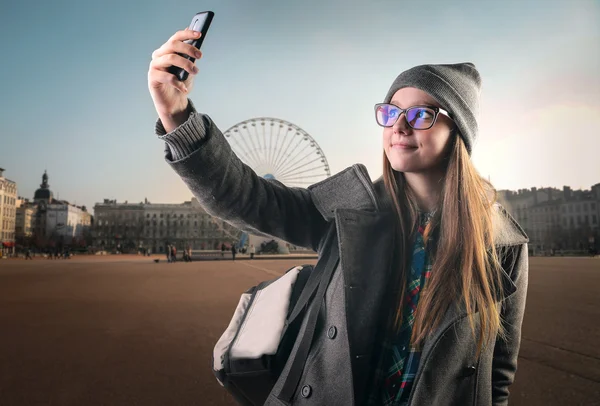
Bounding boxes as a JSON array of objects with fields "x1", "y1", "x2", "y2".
[{"x1": 1, "y1": 0, "x2": 599, "y2": 213}]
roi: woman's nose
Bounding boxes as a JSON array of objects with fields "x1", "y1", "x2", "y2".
[{"x1": 392, "y1": 113, "x2": 410, "y2": 133}]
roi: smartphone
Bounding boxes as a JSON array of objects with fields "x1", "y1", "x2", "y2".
[{"x1": 168, "y1": 11, "x2": 214, "y2": 82}]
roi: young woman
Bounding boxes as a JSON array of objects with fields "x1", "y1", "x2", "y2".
[{"x1": 148, "y1": 28, "x2": 529, "y2": 406}]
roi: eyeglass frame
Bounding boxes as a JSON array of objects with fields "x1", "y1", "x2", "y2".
[{"x1": 373, "y1": 103, "x2": 453, "y2": 130}]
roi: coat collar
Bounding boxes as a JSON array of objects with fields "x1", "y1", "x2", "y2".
[{"x1": 308, "y1": 163, "x2": 529, "y2": 247}]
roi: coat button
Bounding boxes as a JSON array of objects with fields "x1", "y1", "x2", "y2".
[
  {"x1": 463, "y1": 365, "x2": 477, "y2": 377},
  {"x1": 327, "y1": 326, "x2": 337, "y2": 339},
  {"x1": 301, "y1": 384, "x2": 312, "y2": 398}
]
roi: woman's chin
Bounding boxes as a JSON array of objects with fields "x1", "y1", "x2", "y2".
[{"x1": 387, "y1": 159, "x2": 414, "y2": 173}]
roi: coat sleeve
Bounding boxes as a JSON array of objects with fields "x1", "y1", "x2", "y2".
[
  {"x1": 491, "y1": 243, "x2": 529, "y2": 406},
  {"x1": 155, "y1": 99, "x2": 328, "y2": 253}
]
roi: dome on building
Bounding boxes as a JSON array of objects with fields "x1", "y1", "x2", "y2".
[
  {"x1": 33, "y1": 170, "x2": 54, "y2": 203},
  {"x1": 34, "y1": 188, "x2": 54, "y2": 200}
]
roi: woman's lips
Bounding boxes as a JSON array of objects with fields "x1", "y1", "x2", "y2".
[{"x1": 391, "y1": 143, "x2": 417, "y2": 150}]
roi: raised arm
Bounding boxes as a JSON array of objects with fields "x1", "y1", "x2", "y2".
[
  {"x1": 148, "y1": 28, "x2": 328, "y2": 252},
  {"x1": 155, "y1": 98, "x2": 328, "y2": 252}
]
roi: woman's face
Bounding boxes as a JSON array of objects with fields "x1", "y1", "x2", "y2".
[{"x1": 383, "y1": 87, "x2": 455, "y2": 174}]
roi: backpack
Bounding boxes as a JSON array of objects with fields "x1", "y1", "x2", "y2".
[{"x1": 212, "y1": 227, "x2": 339, "y2": 405}]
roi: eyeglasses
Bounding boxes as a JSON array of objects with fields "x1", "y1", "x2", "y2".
[{"x1": 374, "y1": 103, "x2": 452, "y2": 130}]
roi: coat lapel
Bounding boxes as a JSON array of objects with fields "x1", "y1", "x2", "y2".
[{"x1": 335, "y1": 208, "x2": 395, "y2": 405}]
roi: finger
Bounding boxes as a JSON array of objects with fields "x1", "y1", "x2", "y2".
[
  {"x1": 151, "y1": 53, "x2": 199, "y2": 76},
  {"x1": 170, "y1": 28, "x2": 202, "y2": 43},
  {"x1": 152, "y1": 37, "x2": 203, "y2": 61}
]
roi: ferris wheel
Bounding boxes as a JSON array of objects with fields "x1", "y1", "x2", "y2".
[{"x1": 223, "y1": 117, "x2": 331, "y2": 187}]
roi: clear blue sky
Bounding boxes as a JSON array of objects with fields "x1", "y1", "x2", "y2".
[{"x1": 1, "y1": 0, "x2": 598, "y2": 212}]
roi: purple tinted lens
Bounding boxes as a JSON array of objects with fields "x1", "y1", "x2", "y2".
[
  {"x1": 376, "y1": 105, "x2": 399, "y2": 126},
  {"x1": 406, "y1": 107, "x2": 435, "y2": 129}
]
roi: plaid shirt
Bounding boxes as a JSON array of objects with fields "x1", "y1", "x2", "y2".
[{"x1": 367, "y1": 212, "x2": 434, "y2": 405}]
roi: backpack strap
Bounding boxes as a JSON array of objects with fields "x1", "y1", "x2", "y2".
[
  {"x1": 276, "y1": 225, "x2": 340, "y2": 403},
  {"x1": 286, "y1": 224, "x2": 337, "y2": 326}
]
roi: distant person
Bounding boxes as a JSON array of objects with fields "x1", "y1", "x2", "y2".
[
  {"x1": 230, "y1": 244, "x2": 236, "y2": 261},
  {"x1": 221, "y1": 243, "x2": 225, "y2": 257},
  {"x1": 25, "y1": 249, "x2": 33, "y2": 260},
  {"x1": 150, "y1": 36, "x2": 529, "y2": 405},
  {"x1": 249, "y1": 244, "x2": 255, "y2": 260},
  {"x1": 171, "y1": 245, "x2": 177, "y2": 262},
  {"x1": 166, "y1": 244, "x2": 171, "y2": 263}
]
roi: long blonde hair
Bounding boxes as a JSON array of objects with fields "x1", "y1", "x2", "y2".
[{"x1": 383, "y1": 133, "x2": 507, "y2": 360}]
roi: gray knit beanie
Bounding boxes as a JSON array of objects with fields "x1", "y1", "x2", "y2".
[{"x1": 383, "y1": 62, "x2": 481, "y2": 155}]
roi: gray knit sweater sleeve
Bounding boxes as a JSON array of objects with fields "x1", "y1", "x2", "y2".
[{"x1": 155, "y1": 98, "x2": 205, "y2": 160}]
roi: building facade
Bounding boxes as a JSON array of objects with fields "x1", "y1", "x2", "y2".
[
  {"x1": 0, "y1": 168, "x2": 18, "y2": 256},
  {"x1": 92, "y1": 197, "x2": 240, "y2": 253},
  {"x1": 16, "y1": 197, "x2": 37, "y2": 240},
  {"x1": 499, "y1": 183, "x2": 600, "y2": 253},
  {"x1": 497, "y1": 186, "x2": 561, "y2": 233},
  {"x1": 17, "y1": 171, "x2": 94, "y2": 249},
  {"x1": 45, "y1": 202, "x2": 92, "y2": 245}
]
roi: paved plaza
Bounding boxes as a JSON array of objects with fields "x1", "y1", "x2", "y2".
[{"x1": 0, "y1": 255, "x2": 598, "y2": 406}]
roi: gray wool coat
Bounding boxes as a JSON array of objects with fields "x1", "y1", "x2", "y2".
[{"x1": 156, "y1": 100, "x2": 529, "y2": 406}]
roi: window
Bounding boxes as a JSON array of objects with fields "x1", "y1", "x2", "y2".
[
  {"x1": 593, "y1": 215, "x2": 598, "y2": 224},
  {"x1": 592, "y1": 203, "x2": 596, "y2": 210},
  {"x1": 584, "y1": 203, "x2": 588, "y2": 211},
  {"x1": 160, "y1": 214, "x2": 164, "y2": 218}
]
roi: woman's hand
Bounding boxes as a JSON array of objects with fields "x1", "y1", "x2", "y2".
[{"x1": 148, "y1": 28, "x2": 203, "y2": 130}]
